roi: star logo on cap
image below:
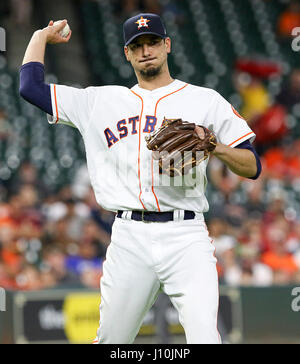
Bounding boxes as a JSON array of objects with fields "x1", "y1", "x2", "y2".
[{"x1": 135, "y1": 16, "x2": 150, "y2": 29}]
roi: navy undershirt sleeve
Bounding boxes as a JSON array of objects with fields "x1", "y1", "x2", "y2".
[
  {"x1": 19, "y1": 62, "x2": 53, "y2": 115},
  {"x1": 234, "y1": 140, "x2": 262, "y2": 180}
]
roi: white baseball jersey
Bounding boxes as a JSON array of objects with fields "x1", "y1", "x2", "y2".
[{"x1": 47, "y1": 79, "x2": 255, "y2": 213}]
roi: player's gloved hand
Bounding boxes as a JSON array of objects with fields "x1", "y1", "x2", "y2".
[{"x1": 145, "y1": 118, "x2": 217, "y2": 177}]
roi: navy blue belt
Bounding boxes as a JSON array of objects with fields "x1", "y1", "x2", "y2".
[{"x1": 117, "y1": 210, "x2": 195, "y2": 222}]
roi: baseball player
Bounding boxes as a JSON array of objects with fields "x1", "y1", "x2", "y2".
[{"x1": 19, "y1": 14, "x2": 261, "y2": 344}]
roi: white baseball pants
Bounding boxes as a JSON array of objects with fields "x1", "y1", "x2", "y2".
[{"x1": 94, "y1": 213, "x2": 221, "y2": 344}]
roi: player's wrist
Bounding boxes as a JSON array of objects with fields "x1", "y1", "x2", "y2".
[
  {"x1": 211, "y1": 143, "x2": 224, "y2": 156},
  {"x1": 33, "y1": 29, "x2": 48, "y2": 43}
]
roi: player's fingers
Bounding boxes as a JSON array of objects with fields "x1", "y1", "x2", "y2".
[
  {"x1": 62, "y1": 29, "x2": 72, "y2": 42},
  {"x1": 54, "y1": 19, "x2": 68, "y2": 31},
  {"x1": 195, "y1": 126, "x2": 205, "y2": 140},
  {"x1": 66, "y1": 29, "x2": 72, "y2": 41}
]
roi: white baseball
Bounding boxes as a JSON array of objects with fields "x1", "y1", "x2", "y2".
[{"x1": 53, "y1": 20, "x2": 70, "y2": 38}]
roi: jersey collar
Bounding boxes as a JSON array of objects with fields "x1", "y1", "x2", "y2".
[{"x1": 131, "y1": 79, "x2": 185, "y2": 96}]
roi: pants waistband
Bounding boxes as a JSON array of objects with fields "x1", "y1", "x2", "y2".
[{"x1": 116, "y1": 210, "x2": 196, "y2": 222}]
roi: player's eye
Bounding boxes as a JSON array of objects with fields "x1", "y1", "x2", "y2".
[
  {"x1": 130, "y1": 43, "x2": 141, "y2": 50},
  {"x1": 149, "y1": 39, "x2": 161, "y2": 46}
]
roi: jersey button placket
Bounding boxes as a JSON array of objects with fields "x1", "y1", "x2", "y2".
[{"x1": 140, "y1": 95, "x2": 157, "y2": 210}]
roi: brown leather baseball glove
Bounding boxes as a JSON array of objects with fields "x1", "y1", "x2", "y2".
[{"x1": 145, "y1": 118, "x2": 217, "y2": 177}]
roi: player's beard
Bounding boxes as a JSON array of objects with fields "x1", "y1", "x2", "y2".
[{"x1": 139, "y1": 64, "x2": 162, "y2": 79}]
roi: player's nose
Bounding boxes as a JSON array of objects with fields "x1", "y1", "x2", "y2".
[{"x1": 142, "y1": 44, "x2": 151, "y2": 57}]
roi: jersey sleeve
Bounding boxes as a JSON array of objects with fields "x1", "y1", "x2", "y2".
[
  {"x1": 47, "y1": 84, "x2": 97, "y2": 134},
  {"x1": 205, "y1": 91, "x2": 256, "y2": 147}
]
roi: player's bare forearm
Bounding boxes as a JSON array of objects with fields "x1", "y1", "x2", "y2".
[
  {"x1": 22, "y1": 30, "x2": 48, "y2": 65},
  {"x1": 212, "y1": 143, "x2": 257, "y2": 178},
  {"x1": 22, "y1": 20, "x2": 71, "y2": 65}
]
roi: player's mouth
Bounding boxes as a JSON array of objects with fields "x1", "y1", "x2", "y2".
[{"x1": 139, "y1": 58, "x2": 156, "y2": 63}]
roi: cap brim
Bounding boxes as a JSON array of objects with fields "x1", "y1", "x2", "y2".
[{"x1": 125, "y1": 32, "x2": 166, "y2": 46}]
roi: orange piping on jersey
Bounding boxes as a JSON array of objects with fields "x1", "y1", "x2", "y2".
[
  {"x1": 151, "y1": 156, "x2": 160, "y2": 212},
  {"x1": 154, "y1": 83, "x2": 188, "y2": 120},
  {"x1": 130, "y1": 89, "x2": 147, "y2": 210},
  {"x1": 53, "y1": 84, "x2": 59, "y2": 124},
  {"x1": 150, "y1": 83, "x2": 189, "y2": 211},
  {"x1": 228, "y1": 131, "x2": 254, "y2": 147}
]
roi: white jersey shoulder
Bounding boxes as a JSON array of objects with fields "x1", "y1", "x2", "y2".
[
  {"x1": 47, "y1": 84, "x2": 132, "y2": 130},
  {"x1": 186, "y1": 82, "x2": 255, "y2": 147}
]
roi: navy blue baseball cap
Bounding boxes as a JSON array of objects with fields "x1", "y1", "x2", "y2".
[{"x1": 123, "y1": 13, "x2": 167, "y2": 46}]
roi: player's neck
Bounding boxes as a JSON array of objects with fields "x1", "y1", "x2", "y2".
[{"x1": 136, "y1": 70, "x2": 174, "y2": 91}]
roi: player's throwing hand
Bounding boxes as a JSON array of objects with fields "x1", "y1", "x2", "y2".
[{"x1": 42, "y1": 20, "x2": 72, "y2": 45}]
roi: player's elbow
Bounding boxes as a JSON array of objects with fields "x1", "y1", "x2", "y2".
[
  {"x1": 19, "y1": 64, "x2": 53, "y2": 114},
  {"x1": 248, "y1": 157, "x2": 262, "y2": 180},
  {"x1": 19, "y1": 82, "x2": 32, "y2": 102},
  {"x1": 19, "y1": 82, "x2": 53, "y2": 115},
  {"x1": 19, "y1": 67, "x2": 35, "y2": 103}
]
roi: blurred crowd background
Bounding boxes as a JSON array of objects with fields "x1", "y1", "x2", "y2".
[{"x1": 1, "y1": 0, "x2": 300, "y2": 292}]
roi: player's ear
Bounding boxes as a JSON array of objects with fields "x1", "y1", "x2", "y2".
[
  {"x1": 124, "y1": 46, "x2": 130, "y2": 61},
  {"x1": 165, "y1": 37, "x2": 171, "y2": 54}
]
